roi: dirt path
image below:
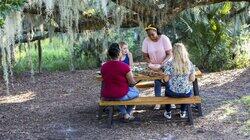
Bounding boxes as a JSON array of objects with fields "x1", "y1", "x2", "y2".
[{"x1": 0, "y1": 68, "x2": 249, "y2": 140}]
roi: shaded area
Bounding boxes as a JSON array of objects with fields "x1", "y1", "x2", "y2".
[{"x1": 0, "y1": 68, "x2": 249, "y2": 139}]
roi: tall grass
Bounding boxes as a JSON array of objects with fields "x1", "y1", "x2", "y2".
[{"x1": 13, "y1": 37, "x2": 99, "y2": 74}]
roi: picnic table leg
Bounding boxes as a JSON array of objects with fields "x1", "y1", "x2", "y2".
[
  {"x1": 107, "y1": 106, "x2": 114, "y2": 128},
  {"x1": 98, "y1": 105, "x2": 106, "y2": 120},
  {"x1": 193, "y1": 78, "x2": 203, "y2": 116},
  {"x1": 97, "y1": 105, "x2": 104, "y2": 120},
  {"x1": 187, "y1": 104, "x2": 194, "y2": 125}
]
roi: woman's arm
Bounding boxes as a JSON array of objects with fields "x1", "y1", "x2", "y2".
[
  {"x1": 126, "y1": 71, "x2": 137, "y2": 86},
  {"x1": 162, "y1": 50, "x2": 172, "y2": 64},
  {"x1": 189, "y1": 62, "x2": 196, "y2": 82},
  {"x1": 161, "y1": 35, "x2": 173, "y2": 65},
  {"x1": 143, "y1": 52, "x2": 151, "y2": 63},
  {"x1": 189, "y1": 73, "x2": 195, "y2": 82},
  {"x1": 128, "y1": 52, "x2": 133, "y2": 68}
]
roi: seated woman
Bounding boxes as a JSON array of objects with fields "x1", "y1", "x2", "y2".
[
  {"x1": 119, "y1": 41, "x2": 133, "y2": 69},
  {"x1": 101, "y1": 43, "x2": 139, "y2": 120},
  {"x1": 163, "y1": 43, "x2": 196, "y2": 119}
]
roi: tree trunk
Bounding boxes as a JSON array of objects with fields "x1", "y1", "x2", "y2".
[{"x1": 38, "y1": 39, "x2": 42, "y2": 73}]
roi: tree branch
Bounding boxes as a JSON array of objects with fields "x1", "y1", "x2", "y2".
[
  {"x1": 15, "y1": 33, "x2": 49, "y2": 44},
  {"x1": 21, "y1": 0, "x2": 249, "y2": 33}
]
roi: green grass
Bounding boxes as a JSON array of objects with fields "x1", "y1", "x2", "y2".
[
  {"x1": 13, "y1": 38, "x2": 99, "y2": 74},
  {"x1": 221, "y1": 96, "x2": 250, "y2": 136},
  {"x1": 241, "y1": 95, "x2": 250, "y2": 107},
  {"x1": 224, "y1": 106, "x2": 237, "y2": 116},
  {"x1": 240, "y1": 95, "x2": 250, "y2": 136}
]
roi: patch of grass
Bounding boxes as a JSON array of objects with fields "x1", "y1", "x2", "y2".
[
  {"x1": 246, "y1": 120, "x2": 250, "y2": 131},
  {"x1": 12, "y1": 38, "x2": 99, "y2": 74},
  {"x1": 224, "y1": 106, "x2": 237, "y2": 116},
  {"x1": 241, "y1": 119, "x2": 250, "y2": 136},
  {"x1": 240, "y1": 96, "x2": 250, "y2": 136},
  {"x1": 222, "y1": 96, "x2": 250, "y2": 136},
  {"x1": 241, "y1": 95, "x2": 250, "y2": 107},
  {"x1": 14, "y1": 45, "x2": 70, "y2": 73}
]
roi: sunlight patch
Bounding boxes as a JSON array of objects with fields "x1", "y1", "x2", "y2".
[
  {"x1": 204, "y1": 103, "x2": 238, "y2": 122},
  {"x1": 239, "y1": 116, "x2": 250, "y2": 137},
  {"x1": 199, "y1": 69, "x2": 246, "y2": 87},
  {"x1": 0, "y1": 91, "x2": 36, "y2": 104},
  {"x1": 134, "y1": 110, "x2": 147, "y2": 114}
]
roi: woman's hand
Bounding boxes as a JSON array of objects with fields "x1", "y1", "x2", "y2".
[
  {"x1": 148, "y1": 63, "x2": 161, "y2": 71},
  {"x1": 126, "y1": 71, "x2": 137, "y2": 85},
  {"x1": 163, "y1": 75, "x2": 170, "y2": 83},
  {"x1": 143, "y1": 53, "x2": 151, "y2": 63}
]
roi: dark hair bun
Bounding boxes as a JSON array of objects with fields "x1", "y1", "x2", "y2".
[{"x1": 108, "y1": 43, "x2": 120, "y2": 59}]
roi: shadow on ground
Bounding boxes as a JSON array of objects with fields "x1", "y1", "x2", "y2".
[{"x1": 0, "y1": 68, "x2": 249, "y2": 139}]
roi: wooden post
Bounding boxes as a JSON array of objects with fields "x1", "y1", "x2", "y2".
[
  {"x1": 187, "y1": 104, "x2": 194, "y2": 125},
  {"x1": 98, "y1": 105, "x2": 104, "y2": 120},
  {"x1": 38, "y1": 39, "x2": 42, "y2": 73},
  {"x1": 193, "y1": 78, "x2": 203, "y2": 116},
  {"x1": 107, "y1": 106, "x2": 114, "y2": 128},
  {"x1": 193, "y1": 79, "x2": 199, "y2": 96}
]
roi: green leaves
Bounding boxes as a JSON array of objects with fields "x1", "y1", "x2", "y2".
[
  {"x1": 0, "y1": 0, "x2": 26, "y2": 27},
  {"x1": 165, "y1": 2, "x2": 249, "y2": 72},
  {"x1": 209, "y1": 19, "x2": 217, "y2": 31},
  {"x1": 0, "y1": 18, "x2": 4, "y2": 27},
  {"x1": 220, "y1": 2, "x2": 232, "y2": 15}
]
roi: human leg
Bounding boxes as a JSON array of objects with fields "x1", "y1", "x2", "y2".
[
  {"x1": 154, "y1": 80, "x2": 162, "y2": 109},
  {"x1": 164, "y1": 90, "x2": 192, "y2": 119},
  {"x1": 154, "y1": 80, "x2": 162, "y2": 97},
  {"x1": 164, "y1": 104, "x2": 172, "y2": 119},
  {"x1": 118, "y1": 87, "x2": 139, "y2": 119}
]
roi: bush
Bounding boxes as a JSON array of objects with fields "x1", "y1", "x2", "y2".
[{"x1": 164, "y1": 2, "x2": 250, "y2": 72}]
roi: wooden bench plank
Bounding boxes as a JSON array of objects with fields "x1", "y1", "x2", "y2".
[
  {"x1": 135, "y1": 81, "x2": 154, "y2": 88},
  {"x1": 99, "y1": 96, "x2": 201, "y2": 106}
]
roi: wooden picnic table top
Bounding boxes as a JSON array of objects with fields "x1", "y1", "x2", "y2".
[{"x1": 96, "y1": 69, "x2": 203, "y2": 81}]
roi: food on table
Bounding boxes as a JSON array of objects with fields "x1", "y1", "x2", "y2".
[
  {"x1": 148, "y1": 63, "x2": 161, "y2": 71},
  {"x1": 133, "y1": 65, "x2": 164, "y2": 77}
]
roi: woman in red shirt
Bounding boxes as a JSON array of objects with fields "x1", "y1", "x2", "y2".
[{"x1": 101, "y1": 43, "x2": 139, "y2": 120}]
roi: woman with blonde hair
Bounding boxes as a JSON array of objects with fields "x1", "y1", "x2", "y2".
[{"x1": 163, "y1": 43, "x2": 196, "y2": 119}]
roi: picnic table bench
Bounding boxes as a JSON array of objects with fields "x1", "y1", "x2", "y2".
[
  {"x1": 96, "y1": 70, "x2": 203, "y2": 128},
  {"x1": 99, "y1": 96, "x2": 201, "y2": 127}
]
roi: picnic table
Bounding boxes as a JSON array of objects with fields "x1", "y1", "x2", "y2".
[
  {"x1": 96, "y1": 68, "x2": 203, "y2": 127},
  {"x1": 96, "y1": 69, "x2": 203, "y2": 112},
  {"x1": 96, "y1": 69, "x2": 202, "y2": 96}
]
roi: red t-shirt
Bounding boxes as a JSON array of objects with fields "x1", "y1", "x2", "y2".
[{"x1": 101, "y1": 60, "x2": 130, "y2": 98}]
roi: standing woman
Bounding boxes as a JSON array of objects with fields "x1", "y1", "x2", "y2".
[{"x1": 142, "y1": 24, "x2": 172, "y2": 109}]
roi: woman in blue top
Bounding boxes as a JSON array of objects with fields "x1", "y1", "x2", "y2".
[
  {"x1": 163, "y1": 43, "x2": 196, "y2": 119},
  {"x1": 119, "y1": 42, "x2": 133, "y2": 68}
]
